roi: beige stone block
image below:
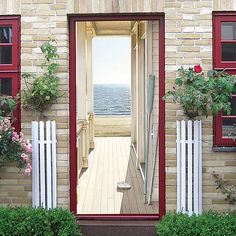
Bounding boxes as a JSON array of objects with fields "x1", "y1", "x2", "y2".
[
  {"x1": 21, "y1": 0, "x2": 32, "y2": 3},
  {"x1": 177, "y1": 33, "x2": 201, "y2": 39},
  {"x1": 33, "y1": 0, "x2": 54, "y2": 3},
  {"x1": 178, "y1": 46, "x2": 200, "y2": 52},
  {"x1": 12, "y1": 198, "x2": 31, "y2": 204},
  {"x1": 178, "y1": 21, "x2": 199, "y2": 27},
  {"x1": 194, "y1": 1, "x2": 213, "y2": 8},
  {"x1": 0, "y1": 198, "x2": 12, "y2": 204},
  {"x1": 32, "y1": 35, "x2": 52, "y2": 41},
  {"x1": 165, "y1": 2, "x2": 182, "y2": 8},
  {"x1": 57, "y1": 191, "x2": 69, "y2": 198},
  {"x1": 165, "y1": 14, "x2": 182, "y2": 20},
  {"x1": 50, "y1": 4, "x2": 66, "y2": 10},
  {"x1": 8, "y1": 191, "x2": 28, "y2": 197},
  {"x1": 57, "y1": 179, "x2": 69, "y2": 185},
  {"x1": 58, "y1": 172, "x2": 69, "y2": 179},
  {"x1": 177, "y1": 8, "x2": 200, "y2": 14},
  {"x1": 58, "y1": 198, "x2": 69, "y2": 204}
]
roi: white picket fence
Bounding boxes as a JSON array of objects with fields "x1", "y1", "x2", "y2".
[
  {"x1": 31, "y1": 121, "x2": 57, "y2": 209},
  {"x1": 176, "y1": 120, "x2": 202, "y2": 215}
]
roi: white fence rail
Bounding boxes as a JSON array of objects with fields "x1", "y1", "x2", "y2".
[
  {"x1": 176, "y1": 120, "x2": 202, "y2": 215},
  {"x1": 32, "y1": 121, "x2": 57, "y2": 209}
]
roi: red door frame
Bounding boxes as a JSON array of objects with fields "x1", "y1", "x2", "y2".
[{"x1": 69, "y1": 12, "x2": 165, "y2": 220}]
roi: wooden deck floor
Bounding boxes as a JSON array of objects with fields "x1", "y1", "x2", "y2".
[{"x1": 77, "y1": 137, "x2": 158, "y2": 214}]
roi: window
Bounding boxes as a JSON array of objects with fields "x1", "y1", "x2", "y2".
[
  {"x1": 213, "y1": 13, "x2": 236, "y2": 146},
  {"x1": 0, "y1": 17, "x2": 20, "y2": 131}
]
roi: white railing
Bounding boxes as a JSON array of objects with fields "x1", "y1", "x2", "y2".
[
  {"x1": 176, "y1": 120, "x2": 202, "y2": 215},
  {"x1": 32, "y1": 121, "x2": 57, "y2": 209}
]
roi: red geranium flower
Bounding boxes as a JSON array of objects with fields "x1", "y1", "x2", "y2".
[{"x1": 194, "y1": 64, "x2": 202, "y2": 73}]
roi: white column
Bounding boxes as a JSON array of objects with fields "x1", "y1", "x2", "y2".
[
  {"x1": 76, "y1": 22, "x2": 87, "y2": 120},
  {"x1": 76, "y1": 22, "x2": 89, "y2": 168},
  {"x1": 137, "y1": 28, "x2": 145, "y2": 164},
  {"x1": 131, "y1": 33, "x2": 137, "y2": 144},
  {"x1": 87, "y1": 35, "x2": 93, "y2": 113}
]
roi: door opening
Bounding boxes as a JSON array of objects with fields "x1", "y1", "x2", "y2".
[{"x1": 69, "y1": 13, "x2": 165, "y2": 220}]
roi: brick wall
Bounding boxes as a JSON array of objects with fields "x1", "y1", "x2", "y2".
[
  {"x1": 0, "y1": 0, "x2": 70, "y2": 209},
  {"x1": 163, "y1": 0, "x2": 236, "y2": 212}
]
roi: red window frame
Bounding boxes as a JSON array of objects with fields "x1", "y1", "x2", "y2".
[
  {"x1": 213, "y1": 12, "x2": 236, "y2": 146},
  {"x1": 0, "y1": 16, "x2": 21, "y2": 131}
]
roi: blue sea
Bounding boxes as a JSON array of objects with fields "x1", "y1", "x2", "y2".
[{"x1": 94, "y1": 84, "x2": 131, "y2": 115}]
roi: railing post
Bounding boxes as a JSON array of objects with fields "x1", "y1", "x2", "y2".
[
  {"x1": 82, "y1": 120, "x2": 89, "y2": 168},
  {"x1": 89, "y1": 112, "x2": 95, "y2": 149}
]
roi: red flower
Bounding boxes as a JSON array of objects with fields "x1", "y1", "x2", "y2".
[{"x1": 194, "y1": 64, "x2": 202, "y2": 73}]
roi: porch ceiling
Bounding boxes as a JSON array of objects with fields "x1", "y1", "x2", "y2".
[{"x1": 87, "y1": 21, "x2": 132, "y2": 36}]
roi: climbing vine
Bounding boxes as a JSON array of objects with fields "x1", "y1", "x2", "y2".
[
  {"x1": 22, "y1": 40, "x2": 60, "y2": 114},
  {"x1": 212, "y1": 172, "x2": 236, "y2": 204}
]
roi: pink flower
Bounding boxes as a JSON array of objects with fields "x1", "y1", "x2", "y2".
[
  {"x1": 4, "y1": 117, "x2": 11, "y2": 127},
  {"x1": 194, "y1": 64, "x2": 202, "y2": 73},
  {"x1": 12, "y1": 132, "x2": 19, "y2": 141},
  {"x1": 21, "y1": 153, "x2": 29, "y2": 162},
  {"x1": 24, "y1": 167, "x2": 31, "y2": 176},
  {"x1": 24, "y1": 143, "x2": 32, "y2": 153},
  {"x1": 26, "y1": 163, "x2": 32, "y2": 170}
]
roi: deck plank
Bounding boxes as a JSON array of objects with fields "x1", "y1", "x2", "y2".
[{"x1": 77, "y1": 137, "x2": 158, "y2": 214}]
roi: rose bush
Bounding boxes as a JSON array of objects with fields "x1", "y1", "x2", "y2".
[
  {"x1": 164, "y1": 65, "x2": 236, "y2": 119},
  {"x1": 0, "y1": 117, "x2": 32, "y2": 175}
]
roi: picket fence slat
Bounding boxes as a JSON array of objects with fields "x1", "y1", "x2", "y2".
[
  {"x1": 194, "y1": 121, "x2": 199, "y2": 214},
  {"x1": 187, "y1": 120, "x2": 193, "y2": 215},
  {"x1": 51, "y1": 121, "x2": 57, "y2": 209},
  {"x1": 39, "y1": 121, "x2": 45, "y2": 207},
  {"x1": 198, "y1": 121, "x2": 202, "y2": 214},
  {"x1": 176, "y1": 120, "x2": 202, "y2": 215},
  {"x1": 32, "y1": 121, "x2": 57, "y2": 209},
  {"x1": 32, "y1": 121, "x2": 39, "y2": 207},
  {"x1": 46, "y1": 121, "x2": 52, "y2": 209},
  {"x1": 176, "y1": 121, "x2": 181, "y2": 213},
  {"x1": 181, "y1": 120, "x2": 186, "y2": 212}
]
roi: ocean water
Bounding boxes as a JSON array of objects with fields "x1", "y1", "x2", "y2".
[{"x1": 94, "y1": 84, "x2": 131, "y2": 115}]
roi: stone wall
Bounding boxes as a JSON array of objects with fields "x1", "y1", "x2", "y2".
[{"x1": 163, "y1": 0, "x2": 236, "y2": 212}]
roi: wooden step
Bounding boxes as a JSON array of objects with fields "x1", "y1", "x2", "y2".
[{"x1": 79, "y1": 220, "x2": 158, "y2": 236}]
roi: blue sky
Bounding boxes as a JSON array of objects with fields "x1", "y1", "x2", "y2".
[{"x1": 92, "y1": 36, "x2": 131, "y2": 84}]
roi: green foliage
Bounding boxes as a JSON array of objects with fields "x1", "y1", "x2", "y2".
[
  {"x1": 0, "y1": 96, "x2": 18, "y2": 117},
  {"x1": 164, "y1": 66, "x2": 236, "y2": 120},
  {"x1": 0, "y1": 207, "x2": 82, "y2": 236},
  {"x1": 22, "y1": 40, "x2": 60, "y2": 113},
  {"x1": 156, "y1": 211, "x2": 236, "y2": 236}
]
